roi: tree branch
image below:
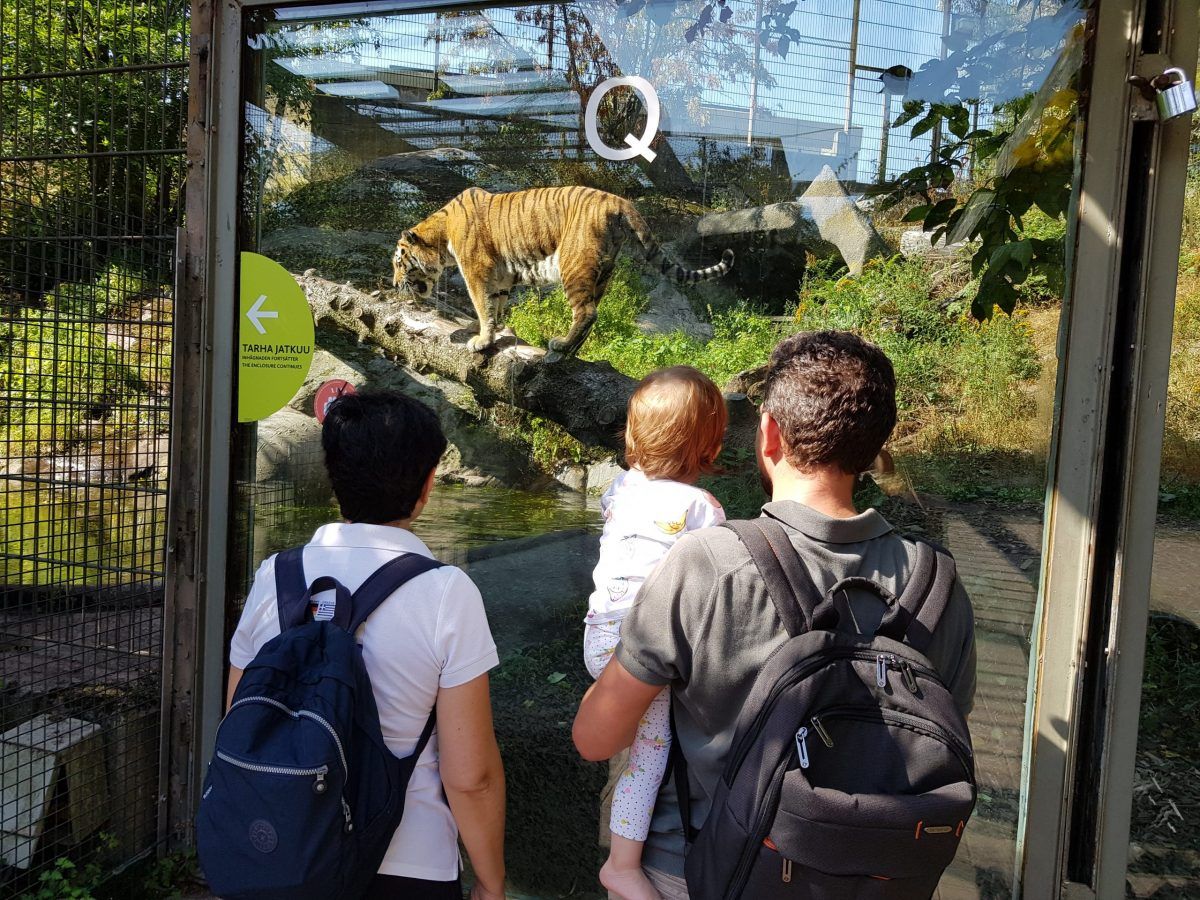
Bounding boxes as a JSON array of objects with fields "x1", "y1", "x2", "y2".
[{"x1": 298, "y1": 273, "x2": 637, "y2": 451}]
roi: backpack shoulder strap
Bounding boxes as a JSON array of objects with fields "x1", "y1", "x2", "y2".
[
  {"x1": 875, "y1": 538, "x2": 958, "y2": 655},
  {"x1": 336, "y1": 553, "x2": 446, "y2": 633},
  {"x1": 723, "y1": 519, "x2": 837, "y2": 637},
  {"x1": 274, "y1": 547, "x2": 311, "y2": 632}
]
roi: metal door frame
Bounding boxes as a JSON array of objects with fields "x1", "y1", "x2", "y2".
[
  {"x1": 167, "y1": 3, "x2": 1199, "y2": 897},
  {"x1": 1015, "y1": 0, "x2": 1197, "y2": 896}
]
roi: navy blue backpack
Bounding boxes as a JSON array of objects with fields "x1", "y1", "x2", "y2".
[{"x1": 196, "y1": 547, "x2": 444, "y2": 900}]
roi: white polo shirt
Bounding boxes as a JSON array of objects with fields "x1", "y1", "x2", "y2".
[{"x1": 229, "y1": 522, "x2": 499, "y2": 882}]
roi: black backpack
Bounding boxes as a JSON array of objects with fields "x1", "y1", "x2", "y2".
[
  {"x1": 675, "y1": 518, "x2": 976, "y2": 899},
  {"x1": 196, "y1": 548, "x2": 443, "y2": 900}
]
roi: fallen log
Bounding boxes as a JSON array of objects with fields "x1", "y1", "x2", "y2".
[{"x1": 297, "y1": 273, "x2": 638, "y2": 451}]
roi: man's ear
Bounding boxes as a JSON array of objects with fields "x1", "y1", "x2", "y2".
[
  {"x1": 759, "y1": 410, "x2": 783, "y2": 460},
  {"x1": 420, "y1": 467, "x2": 437, "y2": 505}
]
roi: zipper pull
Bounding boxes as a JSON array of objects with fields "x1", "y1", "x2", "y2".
[
  {"x1": 876, "y1": 653, "x2": 889, "y2": 687},
  {"x1": 901, "y1": 660, "x2": 919, "y2": 693},
  {"x1": 811, "y1": 715, "x2": 834, "y2": 748},
  {"x1": 341, "y1": 796, "x2": 354, "y2": 834},
  {"x1": 795, "y1": 727, "x2": 810, "y2": 769},
  {"x1": 313, "y1": 771, "x2": 327, "y2": 795},
  {"x1": 782, "y1": 858, "x2": 792, "y2": 883}
]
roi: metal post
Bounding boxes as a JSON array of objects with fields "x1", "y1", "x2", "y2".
[
  {"x1": 877, "y1": 90, "x2": 892, "y2": 183},
  {"x1": 162, "y1": 0, "x2": 242, "y2": 846},
  {"x1": 844, "y1": 0, "x2": 862, "y2": 132},
  {"x1": 1015, "y1": 0, "x2": 1198, "y2": 894},
  {"x1": 748, "y1": 0, "x2": 764, "y2": 146}
]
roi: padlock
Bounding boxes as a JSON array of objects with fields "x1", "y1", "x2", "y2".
[{"x1": 1156, "y1": 67, "x2": 1197, "y2": 121}]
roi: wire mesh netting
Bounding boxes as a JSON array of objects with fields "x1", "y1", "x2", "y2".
[{"x1": 0, "y1": 0, "x2": 186, "y2": 890}]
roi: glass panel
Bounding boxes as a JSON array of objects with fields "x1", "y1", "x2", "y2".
[
  {"x1": 233, "y1": 1, "x2": 1090, "y2": 896},
  {"x1": 1127, "y1": 99, "x2": 1200, "y2": 899}
]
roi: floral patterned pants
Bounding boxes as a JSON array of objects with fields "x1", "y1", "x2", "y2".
[{"x1": 584, "y1": 620, "x2": 672, "y2": 842}]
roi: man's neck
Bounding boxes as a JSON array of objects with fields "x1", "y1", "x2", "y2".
[{"x1": 770, "y1": 466, "x2": 859, "y2": 519}]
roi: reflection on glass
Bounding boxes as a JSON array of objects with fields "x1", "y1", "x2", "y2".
[
  {"x1": 1128, "y1": 114, "x2": 1200, "y2": 897},
  {"x1": 236, "y1": 1, "x2": 1089, "y2": 895}
]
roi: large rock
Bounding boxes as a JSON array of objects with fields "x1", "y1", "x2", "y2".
[
  {"x1": 676, "y1": 166, "x2": 887, "y2": 312},
  {"x1": 256, "y1": 407, "x2": 329, "y2": 504},
  {"x1": 899, "y1": 228, "x2": 974, "y2": 260},
  {"x1": 264, "y1": 343, "x2": 535, "y2": 496},
  {"x1": 685, "y1": 204, "x2": 812, "y2": 313},
  {"x1": 793, "y1": 166, "x2": 889, "y2": 275},
  {"x1": 636, "y1": 276, "x2": 712, "y2": 339},
  {"x1": 260, "y1": 227, "x2": 396, "y2": 288}
]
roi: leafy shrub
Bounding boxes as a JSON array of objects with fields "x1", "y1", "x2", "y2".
[
  {"x1": 795, "y1": 256, "x2": 1042, "y2": 453},
  {"x1": 0, "y1": 311, "x2": 142, "y2": 452},
  {"x1": 509, "y1": 260, "x2": 784, "y2": 384},
  {"x1": 44, "y1": 262, "x2": 156, "y2": 318}
]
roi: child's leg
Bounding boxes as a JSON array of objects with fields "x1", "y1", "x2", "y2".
[
  {"x1": 584, "y1": 621, "x2": 621, "y2": 681},
  {"x1": 600, "y1": 688, "x2": 671, "y2": 900}
]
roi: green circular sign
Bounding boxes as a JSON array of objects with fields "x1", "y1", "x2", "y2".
[{"x1": 238, "y1": 252, "x2": 315, "y2": 423}]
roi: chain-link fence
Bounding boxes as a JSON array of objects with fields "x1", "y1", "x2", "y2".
[{"x1": 0, "y1": 0, "x2": 186, "y2": 890}]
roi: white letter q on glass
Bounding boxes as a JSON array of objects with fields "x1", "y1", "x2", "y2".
[{"x1": 584, "y1": 76, "x2": 660, "y2": 163}]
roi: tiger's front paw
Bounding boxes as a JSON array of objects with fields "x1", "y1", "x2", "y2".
[
  {"x1": 547, "y1": 336, "x2": 572, "y2": 354},
  {"x1": 467, "y1": 334, "x2": 494, "y2": 352}
]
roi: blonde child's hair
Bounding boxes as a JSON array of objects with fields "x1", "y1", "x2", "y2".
[{"x1": 624, "y1": 366, "x2": 727, "y2": 482}]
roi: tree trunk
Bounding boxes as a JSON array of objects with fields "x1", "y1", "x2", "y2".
[{"x1": 298, "y1": 273, "x2": 637, "y2": 451}]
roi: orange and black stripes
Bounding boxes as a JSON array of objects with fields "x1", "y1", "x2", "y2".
[{"x1": 392, "y1": 186, "x2": 734, "y2": 355}]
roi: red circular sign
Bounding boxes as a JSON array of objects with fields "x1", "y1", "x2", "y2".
[{"x1": 314, "y1": 379, "x2": 356, "y2": 423}]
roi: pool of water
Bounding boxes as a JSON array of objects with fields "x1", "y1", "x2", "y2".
[{"x1": 251, "y1": 482, "x2": 602, "y2": 565}]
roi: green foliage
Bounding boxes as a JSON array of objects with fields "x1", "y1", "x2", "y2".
[
  {"x1": 43, "y1": 262, "x2": 154, "y2": 319},
  {"x1": 1162, "y1": 267, "x2": 1200, "y2": 484},
  {"x1": 876, "y1": 5, "x2": 1085, "y2": 319},
  {"x1": 526, "y1": 416, "x2": 596, "y2": 471},
  {"x1": 689, "y1": 142, "x2": 791, "y2": 210},
  {"x1": 509, "y1": 260, "x2": 783, "y2": 385},
  {"x1": 96, "y1": 849, "x2": 203, "y2": 900},
  {"x1": 795, "y1": 256, "x2": 1041, "y2": 449},
  {"x1": 700, "y1": 446, "x2": 766, "y2": 519},
  {"x1": 263, "y1": 166, "x2": 436, "y2": 236},
  {"x1": 0, "y1": 310, "x2": 143, "y2": 452},
  {"x1": 22, "y1": 834, "x2": 118, "y2": 900},
  {"x1": 0, "y1": 0, "x2": 187, "y2": 302}
]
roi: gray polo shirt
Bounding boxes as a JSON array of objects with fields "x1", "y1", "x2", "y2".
[{"x1": 614, "y1": 500, "x2": 977, "y2": 879}]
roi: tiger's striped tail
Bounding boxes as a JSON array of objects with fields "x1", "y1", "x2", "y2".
[{"x1": 621, "y1": 209, "x2": 735, "y2": 284}]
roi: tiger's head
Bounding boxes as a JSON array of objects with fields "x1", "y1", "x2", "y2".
[{"x1": 392, "y1": 230, "x2": 445, "y2": 300}]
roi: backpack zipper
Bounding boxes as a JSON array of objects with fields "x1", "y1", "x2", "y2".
[
  {"x1": 724, "y1": 649, "x2": 942, "y2": 782},
  {"x1": 815, "y1": 706, "x2": 974, "y2": 776},
  {"x1": 810, "y1": 715, "x2": 834, "y2": 748},
  {"x1": 226, "y1": 696, "x2": 350, "y2": 779},
  {"x1": 221, "y1": 696, "x2": 354, "y2": 832},
  {"x1": 216, "y1": 751, "x2": 330, "y2": 793},
  {"x1": 724, "y1": 704, "x2": 972, "y2": 898},
  {"x1": 724, "y1": 738, "x2": 795, "y2": 898},
  {"x1": 794, "y1": 727, "x2": 810, "y2": 769}
]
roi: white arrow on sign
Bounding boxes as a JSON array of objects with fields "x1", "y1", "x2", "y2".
[{"x1": 246, "y1": 294, "x2": 279, "y2": 335}]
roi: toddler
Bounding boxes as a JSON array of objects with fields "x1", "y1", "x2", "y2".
[{"x1": 583, "y1": 366, "x2": 727, "y2": 900}]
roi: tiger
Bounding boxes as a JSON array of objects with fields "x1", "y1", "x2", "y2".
[{"x1": 392, "y1": 186, "x2": 734, "y2": 355}]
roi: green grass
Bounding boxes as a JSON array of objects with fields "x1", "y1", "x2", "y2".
[
  {"x1": 508, "y1": 259, "x2": 784, "y2": 385},
  {"x1": 796, "y1": 256, "x2": 1041, "y2": 442}
]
